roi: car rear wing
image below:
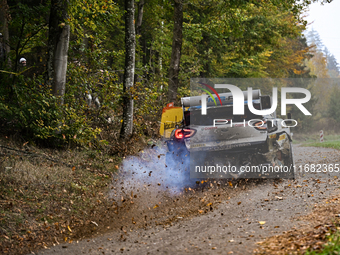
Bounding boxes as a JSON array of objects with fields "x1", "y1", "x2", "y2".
[
  {"x1": 160, "y1": 89, "x2": 273, "y2": 139},
  {"x1": 181, "y1": 89, "x2": 261, "y2": 107}
]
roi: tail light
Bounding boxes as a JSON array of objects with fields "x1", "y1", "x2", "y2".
[
  {"x1": 254, "y1": 120, "x2": 267, "y2": 130},
  {"x1": 174, "y1": 129, "x2": 196, "y2": 140}
]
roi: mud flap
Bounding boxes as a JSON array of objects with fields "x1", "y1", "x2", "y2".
[{"x1": 261, "y1": 134, "x2": 295, "y2": 179}]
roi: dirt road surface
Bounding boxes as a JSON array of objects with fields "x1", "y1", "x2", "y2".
[{"x1": 37, "y1": 145, "x2": 340, "y2": 255}]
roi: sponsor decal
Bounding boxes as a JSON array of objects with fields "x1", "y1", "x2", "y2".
[{"x1": 278, "y1": 134, "x2": 286, "y2": 141}]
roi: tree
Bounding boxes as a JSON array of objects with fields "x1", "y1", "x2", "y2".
[
  {"x1": 325, "y1": 50, "x2": 340, "y2": 77},
  {"x1": 167, "y1": 0, "x2": 183, "y2": 102},
  {"x1": 120, "y1": 0, "x2": 136, "y2": 139},
  {"x1": 328, "y1": 86, "x2": 340, "y2": 123},
  {"x1": 136, "y1": 0, "x2": 145, "y2": 37},
  {"x1": 0, "y1": 0, "x2": 10, "y2": 68},
  {"x1": 306, "y1": 28, "x2": 324, "y2": 51},
  {"x1": 46, "y1": 0, "x2": 70, "y2": 101},
  {"x1": 135, "y1": 0, "x2": 145, "y2": 82}
]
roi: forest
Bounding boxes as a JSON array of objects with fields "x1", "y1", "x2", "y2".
[
  {"x1": 2, "y1": 1, "x2": 340, "y2": 254},
  {"x1": 0, "y1": 0, "x2": 340, "y2": 148}
]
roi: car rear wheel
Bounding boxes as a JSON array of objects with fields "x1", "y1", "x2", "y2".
[{"x1": 283, "y1": 141, "x2": 295, "y2": 179}]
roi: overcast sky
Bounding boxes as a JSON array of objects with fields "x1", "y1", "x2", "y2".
[{"x1": 304, "y1": 0, "x2": 340, "y2": 65}]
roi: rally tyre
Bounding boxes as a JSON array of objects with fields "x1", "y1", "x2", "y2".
[{"x1": 283, "y1": 141, "x2": 295, "y2": 179}]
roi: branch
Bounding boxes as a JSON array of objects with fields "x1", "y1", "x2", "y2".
[{"x1": 18, "y1": 24, "x2": 48, "y2": 56}]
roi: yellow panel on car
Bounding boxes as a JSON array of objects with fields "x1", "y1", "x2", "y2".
[
  {"x1": 269, "y1": 134, "x2": 277, "y2": 139},
  {"x1": 278, "y1": 134, "x2": 286, "y2": 141},
  {"x1": 159, "y1": 104, "x2": 183, "y2": 139}
]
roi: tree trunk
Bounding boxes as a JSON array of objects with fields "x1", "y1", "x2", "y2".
[
  {"x1": 167, "y1": 0, "x2": 183, "y2": 103},
  {"x1": 120, "y1": 0, "x2": 136, "y2": 139},
  {"x1": 46, "y1": 0, "x2": 70, "y2": 101},
  {"x1": 136, "y1": 0, "x2": 144, "y2": 37},
  {"x1": 0, "y1": 0, "x2": 11, "y2": 68},
  {"x1": 134, "y1": 0, "x2": 145, "y2": 84}
]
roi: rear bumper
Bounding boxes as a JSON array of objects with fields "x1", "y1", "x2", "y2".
[
  {"x1": 189, "y1": 140, "x2": 268, "y2": 153},
  {"x1": 166, "y1": 139, "x2": 268, "y2": 154}
]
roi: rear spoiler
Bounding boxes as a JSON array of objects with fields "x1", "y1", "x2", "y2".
[{"x1": 181, "y1": 89, "x2": 261, "y2": 107}]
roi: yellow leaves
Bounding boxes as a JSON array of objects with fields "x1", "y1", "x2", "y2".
[
  {"x1": 84, "y1": 34, "x2": 94, "y2": 39},
  {"x1": 67, "y1": 225, "x2": 72, "y2": 232},
  {"x1": 293, "y1": 69, "x2": 303, "y2": 75},
  {"x1": 259, "y1": 221, "x2": 266, "y2": 225},
  {"x1": 153, "y1": 204, "x2": 159, "y2": 209},
  {"x1": 262, "y1": 50, "x2": 273, "y2": 57}
]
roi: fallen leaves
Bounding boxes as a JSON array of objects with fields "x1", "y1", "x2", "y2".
[
  {"x1": 91, "y1": 221, "x2": 98, "y2": 226},
  {"x1": 257, "y1": 191, "x2": 340, "y2": 254}
]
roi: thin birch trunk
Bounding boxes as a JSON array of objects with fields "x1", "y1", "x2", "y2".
[{"x1": 120, "y1": 0, "x2": 136, "y2": 139}]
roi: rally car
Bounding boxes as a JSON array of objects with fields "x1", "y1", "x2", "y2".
[{"x1": 160, "y1": 89, "x2": 294, "y2": 179}]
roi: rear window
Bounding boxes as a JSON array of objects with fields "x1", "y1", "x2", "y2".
[{"x1": 184, "y1": 105, "x2": 262, "y2": 126}]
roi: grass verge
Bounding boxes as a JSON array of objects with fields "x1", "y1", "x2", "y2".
[
  {"x1": 305, "y1": 231, "x2": 340, "y2": 255},
  {"x1": 292, "y1": 133, "x2": 340, "y2": 145},
  {"x1": 292, "y1": 132, "x2": 340, "y2": 150},
  {"x1": 303, "y1": 141, "x2": 340, "y2": 151}
]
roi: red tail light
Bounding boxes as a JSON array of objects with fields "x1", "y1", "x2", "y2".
[
  {"x1": 174, "y1": 129, "x2": 196, "y2": 139},
  {"x1": 254, "y1": 120, "x2": 267, "y2": 130},
  {"x1": 175, "y1": 129, "x2": 184, "y2": 139}
]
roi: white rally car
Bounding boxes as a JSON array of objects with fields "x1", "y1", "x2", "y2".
[{"x1": 161, "y1": 89, "x2": 294, "y2": 179}]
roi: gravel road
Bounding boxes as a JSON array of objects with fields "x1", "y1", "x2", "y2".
[{"x1": 37, "y1": 145, "x2": 340, "y2": 255}]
